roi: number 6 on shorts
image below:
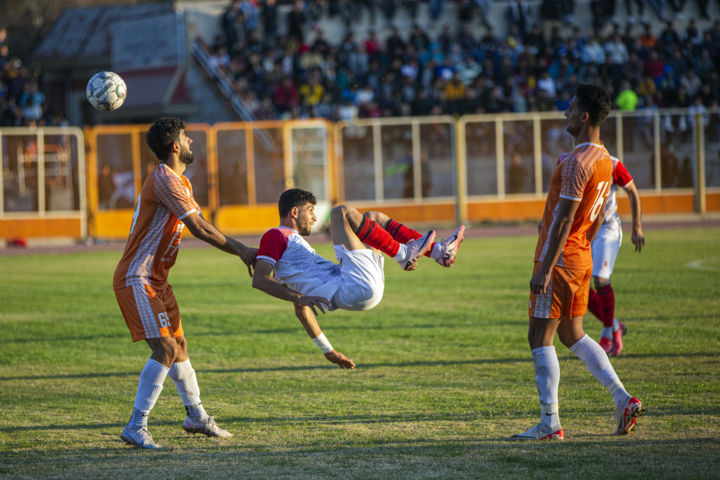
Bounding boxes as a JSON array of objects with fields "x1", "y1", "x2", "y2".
[{"x1": 158, "y1": 312, "x2": 170, "y2": 328}]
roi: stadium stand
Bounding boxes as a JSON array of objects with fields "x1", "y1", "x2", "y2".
[
  {"x1": 0, "y1": 26, "x2": 68, "y2": 127},
  {"x1": 208, "y1": 0, "x2": 720, "y2": 121}
]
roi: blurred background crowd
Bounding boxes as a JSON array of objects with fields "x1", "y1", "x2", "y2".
[
  {"x1": 208, "y1": 0, "x2": 720, "y2": 121},
  {"x1": 0, "y1": 26, "x2": 68, "y2": 128}
]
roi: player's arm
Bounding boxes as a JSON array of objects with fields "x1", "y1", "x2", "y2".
[
  {"x1": 624, "y1": 182, "x2": 645, "y2": 252},
  {"x1": 183, "y1": 212, "x2": 258, "y2": 277},
  {"x1": 530, "y1": 197, "x2": 580, "y2": 295},
  {"x1": 293, "y1": 302, "x2": 355, "y2": 369},
  {"x1": 251, "y1": 260, "x2": 331, "y2": 315},
  {"x1": 586, "y1": 196, "x2": 608, "y2": 243}
]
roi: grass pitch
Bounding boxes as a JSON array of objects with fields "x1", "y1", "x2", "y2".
[{"x1": 1, "y1": 228, "x2": 719, "y2": 479}]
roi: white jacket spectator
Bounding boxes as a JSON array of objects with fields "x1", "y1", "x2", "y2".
[
  {"x1": 681, "y1": 71, "x2": 702, "y2": 98},
  {"x1": 582, "y1": 40, "x2": 606, "y2": 65},
  {"x1": 356, "y1": 86, "x2": 374, "y2": 105},
  {"x1": 604, "y1": 37, "x2": 628, "y2": 65},
  {"x1": 457, "y1": 57, "x2": 482, "y2": 86},
  {"x1": 537, "y1": 72, "x2": 557, "y2": 98}
]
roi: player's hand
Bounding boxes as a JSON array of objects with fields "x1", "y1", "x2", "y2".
[
  {"x1": 530, "y1": 269, "x2": 552, "y2": 295},
  {"x1": 239, "y1": 246, "x2": 259, "y2": 277},
  {"x1": 324, "y1": 349, "x2": 355, "y2": 369},
  {"x1": 297, "y1": 296, "x2": 332, "y2": 316},
  {"x1": 632, "y1": 227, "x2": 645, "y2": 253}
]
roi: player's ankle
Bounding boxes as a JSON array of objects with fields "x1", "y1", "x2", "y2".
[
  {"x1": 612, "y1": 319, "x2": 621, "y2": 332},
  {"x1": 393, "y1": 244, "x2": 408, "y2": 262}
]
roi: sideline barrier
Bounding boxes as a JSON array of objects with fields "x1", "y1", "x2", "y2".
[
  {"x1": 0, "y1": 127, "x2": 86, "y2": 239},
  {"x1": 2, "y1": 110, "x2": 719, "y2": 241}
]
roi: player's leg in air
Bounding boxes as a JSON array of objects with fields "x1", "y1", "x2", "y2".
[
  {"x1": 586, "y1": 224, "x2": 627, "y2": 356},
  {"x1": 117, "y1": 287, "x2": 231, "y2": 449},
  {"x1": 330, "y1": 205, "x2": 466, "y2": 271}
]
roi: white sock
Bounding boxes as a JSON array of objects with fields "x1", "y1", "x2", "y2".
[
  {"x1": 532, "y1": 346, "x2": 561, "y2": 429},
  {"x1": 130, "y1": 359, "x2": 169, "y2": 426},
  {"x1": 168, "y1": 359, "x2": 208, "y2": 420},
  {"x1": 429, "y1": 242, "x2": 443, "y2": 261},
  {"x1": 601, "y1": 327, "x2": 613, "y2": 340},
  {"x1": 392, "y1": 244, "x2": 408, "y2": 262},
  {"x1": 612, "y1": 319, "x2": 621, "y2": 332},
  {"x1": 570, "y1": 335, "x2": 632, "y2": 408}
]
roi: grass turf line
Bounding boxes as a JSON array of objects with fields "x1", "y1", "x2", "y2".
[{"x1": 0, "y1": 229, "x2": 719, "y2": 479}]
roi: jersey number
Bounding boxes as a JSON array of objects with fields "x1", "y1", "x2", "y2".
[
  {"x1": 589, "y1": 182, "x2": 609, "y2": 222},
  {"x1": 130, "y1": 194, "x2": 141, "y2": 235},
  {"x1": 158, "y1": 312, "x2": 170, "y2": 328}
]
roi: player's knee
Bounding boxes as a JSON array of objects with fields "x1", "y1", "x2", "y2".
[
  {"x1": 362, "y1": 211, "x2": 381, "y2": 223},
  {"x1": 331, "y1": 205, "x2": 351, "y2": 222},
  {"x1": 158, "y1": 343, "x2": 180, "y2": 365}
]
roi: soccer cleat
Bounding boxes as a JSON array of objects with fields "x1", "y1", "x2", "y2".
[
  {"x1": 398, "y1": 230, "x2": 436, "y2": 271},
  {"x1": 599, "y1": 336, "x2": 613, "y2": 353},
  {"x1": 433, "y1": 225, "x2": 466, "y2": 267},
  {"x1": 609, "y1": 322, "x2": 627, "y2": 357},
  {"x1": 614, "y1": 397, "x2": 645, "y2": 435},
  {"x1": 511, "y1": 423, "x2": 565, "y2": 441},
  {"x1": 121, "y1": 425, "x2": 162, "y2": 449},
  {"x1": 183, "y1": 415, "x2": 233, "y2": 438}
]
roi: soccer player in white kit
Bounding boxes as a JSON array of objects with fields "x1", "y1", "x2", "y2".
[
  {"x1": 251, "y1": 189, "x2": 465, "y2": 368},
  {"x1": 586, "y1": 156, "x2": 645, "y2": 357}
]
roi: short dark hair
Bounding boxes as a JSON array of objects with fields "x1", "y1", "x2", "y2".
[
  {"x1": 279, "y1": 188, "x2": 316, "y2": 218},
  {"x1": 575, "y1": 84, "x2": 611, "y2": 127},
  {"x1": 145, "y1": 117, "x2": 185, "y2": 161}
]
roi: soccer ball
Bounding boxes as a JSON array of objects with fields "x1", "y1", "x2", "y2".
[{"x1": 86, "y1": 72, "x2": 127, "y2": 111}]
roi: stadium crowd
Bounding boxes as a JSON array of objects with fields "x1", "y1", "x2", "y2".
[
  {"x1": 211, "y1": 0, "x2": 720, "y2": 121},
  {"x1": 0, "y1": 26, "x2": 67, "y2": 128}
]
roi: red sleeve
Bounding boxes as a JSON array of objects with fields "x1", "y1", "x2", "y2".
[
  {"x1": 613, "y1": 161, "x2": 633, "y2": 188},
  {"x1": 257, "y1": 229, "x2": 288, "y2": 266}
]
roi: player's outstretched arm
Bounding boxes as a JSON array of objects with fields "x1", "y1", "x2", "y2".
[
  {"x1": 294, "y1": 302, "x2": 355, "y2": 369},
  {"x1": 251, "y1": 261, "x2": 331, "y2": 315},
  {"x1": 183, "y1": 212, "x2": 258, "y2": 276},
  {"x1": 531, "y1": 197, "x2": 580, "y2": 295},
  {"x1": 624, "y1": 182, "x2": 645, "y2": 252}
]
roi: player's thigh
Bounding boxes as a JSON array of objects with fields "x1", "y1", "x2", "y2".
[
  {"x1": 528, "y1": 262, "x2": 569, "y2": 320},
  {"x1": 330, "y1": 205, "x2": 367, "y2": 251},
  {"x1": 591, "y1": 226, "x2": 622, "y2": 279},
  {"x1": 115, "y1": 284, "x2": 177, "y2": 342},
  {"x1": 569, "y1": 266, "x2": 593, "y2": 319},
  {"x1": 159, "y1": 285, "x2": 184, "y2": 339}
]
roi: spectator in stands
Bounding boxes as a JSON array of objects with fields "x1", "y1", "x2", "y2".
[
  {"x1": 288, "y1": 0, "x2": 306, "y2": 42},
  {"x1": 508, "y1": 151, "x2": 528, "y2": 194},
  {"x1": 262, "y1": 0, "x2": 278, "y2": 43}
]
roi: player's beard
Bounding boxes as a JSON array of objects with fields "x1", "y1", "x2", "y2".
[
  {"x1": 297, "y1": 221, "x2": 312, "y2": 236},
  {"x1": 179, "y1": 144, "x2": 194, "y2": 165}
]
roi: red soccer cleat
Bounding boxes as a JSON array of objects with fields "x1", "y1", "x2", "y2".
[
  {"x1": 600, "y1": 336, "x2": 613, "y2": 353},
  {"x1": 614, "y1": 397, "x2": 645, "y2": 435}
]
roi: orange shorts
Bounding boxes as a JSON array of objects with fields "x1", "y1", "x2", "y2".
[
  {"x1": 115, "y1": 284, "x2": 184, "y2": 342},
  {"x1": 528, "y1": 262, "x2": 592, "y2": 319}
]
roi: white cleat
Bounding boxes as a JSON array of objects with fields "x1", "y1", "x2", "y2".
[
  {"x1": 183, "y1": 415, "x2": 233, "y2": 438},
  {"x1": 398, "y1": 230, "x2": 436, "y2": 271},
  {"x1": 121, "y1": 425, "x2": 162, "y2": 449},
  {"x1": 511, "y1": 423, "x2": 565, "y2": 440},
  {"x1": 614, "y1": 397, "x2": 645, "y2": 435},
  {"x1": 433, "y1": 225, "x2": 466, "y2": 267}
]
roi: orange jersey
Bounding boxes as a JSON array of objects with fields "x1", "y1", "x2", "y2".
[
  {"x1": 113, "y1": 164, "x2": 201, "y2": 291},
  {"x1": 534, "y1": 142, "x2": 613, "y2": 270}
]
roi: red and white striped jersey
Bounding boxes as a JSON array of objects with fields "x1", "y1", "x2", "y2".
[{"x1": 113, "y1": 164, "x2": 201, "y2": 291}]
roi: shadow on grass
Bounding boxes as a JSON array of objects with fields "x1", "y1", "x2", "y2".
[
  {"x1": 0, "y1": 357, "x2": 531, "y2": 382},
  {"x1": 2, "y1": 350, "x2": 718, "y2": 382}
]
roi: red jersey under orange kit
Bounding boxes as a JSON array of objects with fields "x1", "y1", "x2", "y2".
[
  {"x1": 530, "y1": 142, "x2": 613, "y2": 319},
  {"x1": 114, "y1": 164, "x2": 201, "y2": 341}
]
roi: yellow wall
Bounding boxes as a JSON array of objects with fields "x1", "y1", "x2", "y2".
[{"x1": 0, "y1": 217, "x2": 83, "y2": 238}]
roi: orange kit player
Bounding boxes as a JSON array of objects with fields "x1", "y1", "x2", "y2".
[
  {"x1": 512, "y1": 85, "x2": 644, "y2": 441},
  {"x1": 114, "y1": 118, "x2": 257, "y2": 449}
]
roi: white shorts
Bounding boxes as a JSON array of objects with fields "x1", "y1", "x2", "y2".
[
  {"x1": 330, "y1": 245, "x2": 385, "y2": 312},
  {"x1": 591, "y1": 223, "x2": 622, "y2": 279}
]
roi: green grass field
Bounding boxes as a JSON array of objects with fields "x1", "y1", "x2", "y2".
[{"x1": 1, "y1": 228, "x2": 719, "y2": 479}]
